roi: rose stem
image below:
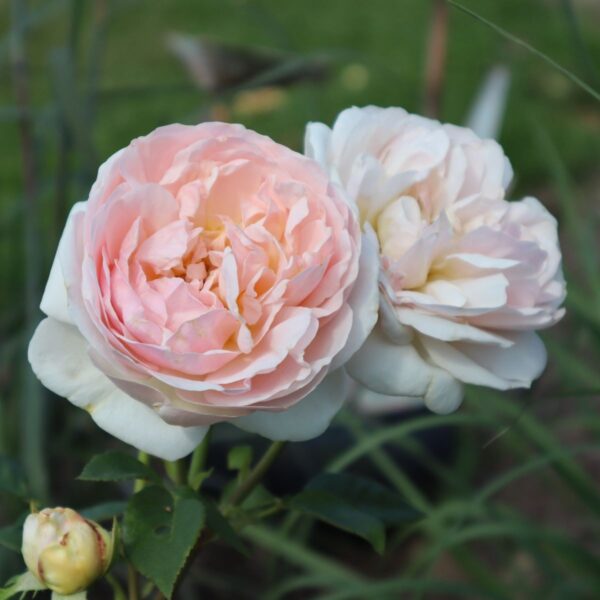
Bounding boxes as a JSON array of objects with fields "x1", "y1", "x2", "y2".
[
  {"x1": 164, "y1": 459, "x2": 185, "y2": 486},
  {"x1": 134, "y1": 452, "x2": 150, "y2": 493},
  {"x1": 226, "y1": 440, "x2": 286, "y2": 508},
  {"x1": 187, "y1": 428, "x2": 212, "y2": 490},
  {"x1": 127, "y1": 562, "x2": 140, "y2": 600},
  {"x1": 423, "y1": 0, "x2": 449, "y2": 118}
]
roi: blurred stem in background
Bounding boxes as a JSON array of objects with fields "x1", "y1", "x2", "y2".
[
  {"x1": 226, "y1": 441, "x2": 286, "y2": 509},
  {"x1": 560, "y1": 0, "x2": 600, "y2": 90},
  {"x1": 423, "y1": 0, "x2": 448, "y2": 118},
  {"x1": 10, "y1": 0, "x2": 47, "y2": 500}
]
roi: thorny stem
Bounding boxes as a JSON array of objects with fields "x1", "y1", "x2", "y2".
[{"x1": 226, "y1": 441, "x2": 286, "y2": 509}]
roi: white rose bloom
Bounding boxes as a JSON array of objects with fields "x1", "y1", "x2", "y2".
[{"x1": 305, "y1": 106, "x2": 565, "y2": 414}]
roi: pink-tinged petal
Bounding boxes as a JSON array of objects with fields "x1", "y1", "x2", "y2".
[
  {"x1": 136, "y1": 219, "x2": 193, "y2": 273},
  {"x1": 167, "y1": 310, "x2": 238, "y2": 353},
  {"x1": 161, "y1": 280, "x2": 214, "y2": 332},
  {"x1": 219, "y1": 249, "x2": 241, "y2": 315},
  {"x1": 126, "y1": 340, "x2": 239, "y2": 378},
  {"x1": 205, "y1": 307, "x2": 314, "y2": 384},
  {"x1": 396, "y1": 308, "x2": 512, "y2": 347},
  {"x1": 34, "y1": 121, "x2": 364, "y2": 445}
]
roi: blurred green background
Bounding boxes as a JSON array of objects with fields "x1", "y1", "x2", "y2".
[{"x1": 1, "y1": 0, "x2": 599, "y2": 598}]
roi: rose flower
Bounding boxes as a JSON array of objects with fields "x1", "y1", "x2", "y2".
[
  {"x1": 306, "y1": 106, "x2": 565, "y2": 414},
  {"x1": 29, "y1": 123, "x2": 378, "y2": 459}
]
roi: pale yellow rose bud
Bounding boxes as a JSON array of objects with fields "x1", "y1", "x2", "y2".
[{"x1": 21, "y1": 507, "x2": 114, "y2": 595}]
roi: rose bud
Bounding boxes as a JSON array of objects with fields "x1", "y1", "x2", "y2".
[{"x1": 21, "y1": 507, "x2": 114, "y2": 595}]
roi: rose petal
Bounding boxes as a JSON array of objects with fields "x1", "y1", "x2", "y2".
[
  {"x1": 232, "y1": 368, "x2": 348, "y2": 441},
  {"x1": 40, "y1": 203, "x2": 87, "y2": 324},
  {"x1": 330, "y1": 224, "x2": 380, "y2": 370},
  {"x1": 28, "y1": 318, "x2": 207, "y2": 459},
  {"x1": 420, "y1": 331, "x2": 547, "y2": 390},
  {"x1": 346, "y1": 326, "x2": 433, "y2": 397}
]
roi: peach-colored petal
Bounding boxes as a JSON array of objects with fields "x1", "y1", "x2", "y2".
[{"x1": 31, "y1": 122, "x2": 367, "y2": 456}]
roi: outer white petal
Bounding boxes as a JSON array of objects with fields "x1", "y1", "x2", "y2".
[
  {"x1": 304, "y1": 121, "x2": 333, "y2": 170},
  {"x1": 352, "y1": 382, "x2": 423, "y2": 415},
  {"x1": 420, "y1": 332, "x2": 547, "y2": 390},
  {"x1": 454, "y1": 332, "x2": 547, "y2": 388},
  {"x1": 28, "y1": 318, "x2": 207, "y2": 460},
  {"x1": 351, "y1": 367, "x2": 463, "y2": 416},
  {"x1": 232, "y1": 368, "x2": 348, "y2": 441},
  {"x1": 346, "y1": 326, "x2": 433, "y2": 397},
  {"x1": 423, "y1": 368, "x2": 464, "y2": 414},
  {"x1": 330, "y1": 224, "x2": 380, "y2": 370},
  {"x1": 39, "y1": 202, "x2": 87, "y2": 324},
  {"x1": 90, "y1": 390, "x2": 207, "y2": 461}
]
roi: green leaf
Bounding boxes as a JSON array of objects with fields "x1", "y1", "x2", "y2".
[
  {"x1": 241, "y1": 483, "x2": 276, "y2": 510},
  {"x1": 289, "y1": 473, "x2": 422, "y2": 554},
  {"x1": 188, "y1": 468, "x2": 213, "y2": 493},
  {"x1": 123, "y1": 486, "x2": 205, "y2": 598},
  {"x1": 202, "y1": 498, "x2": 248, "y2": 556},
  {"x1": 291, "y1": 488, "x2": 385, "y2": 553},
  {"x1": 0, "y1": 456, "x2": 28, "y2": 500},
  {"x1": 227, "y1": 445, "x2": 253, "y2": 477},
  {"x1": 0, "y1": 571, "x2": 45, "y2": 600},
  {"x1": 0, "y1": 513, "x2": 26, "y2": 552},
  {"x1": 306, "y1": 473, "x2": 422, "y2": 525},
  {"x1": 80, "y1": 501, "x2": 128, "y2": 522},
  {"x1": 79, "y1": 451, "x2": 159, "y2": 483}
]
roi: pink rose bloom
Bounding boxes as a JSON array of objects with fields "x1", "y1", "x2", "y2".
[
  {"x1": 29, "y1": 122, "x2": 378, "y2": 459},
  {"x1": 306, "y1": 106, "x2": 565, "y2": 414}
]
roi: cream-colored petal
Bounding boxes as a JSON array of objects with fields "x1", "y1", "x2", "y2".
[
  {"x1": 40, "y1": 202, "x2": 87, "y2": 324},
  {"x1": 330, "y1": 224, "x2": 380, "y2": 370},
  {"x1": 28, "y1": 318, "x2": 207, "y2": 460},
  {"x1": 346, "y1": 326, "x2": 432, "y2": 397}
]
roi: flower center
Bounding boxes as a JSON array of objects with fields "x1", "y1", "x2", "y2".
[{"x1": 375, "y1": 195, "x2": 427, "y2": 262}]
